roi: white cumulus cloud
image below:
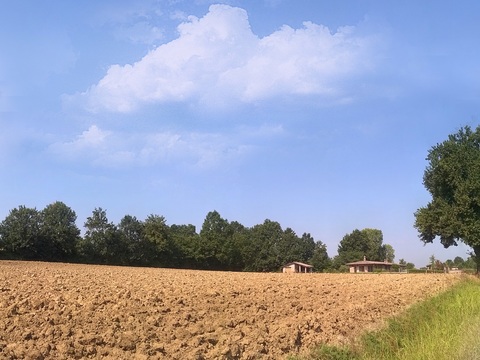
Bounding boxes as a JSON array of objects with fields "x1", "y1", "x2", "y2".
[{"x1": 76, "y1": 4, "x2": 379, "y2": 113}]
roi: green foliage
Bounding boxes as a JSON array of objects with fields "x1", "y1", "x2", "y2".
[
  {"x1": 245, "y1": 219, "x2": 284, "y2": 271},
  {"x1": 463, "y1": 255, "x2": 476, "y2": 270},
  {"x1": 144, "y1": 214, "x2": 174, "y2": 266},
  {"x1": 310, "y1": 344, "x2": 357, "y2": 360},
  {"x1": 358, "y1": 277, "x2": 480, "y2": 359},
  {"x1": 298, "y1": 232, "x2": 316, "y2": 263},
  {"x1": 279, "y1": 228, "x2": 302, "y2": 264},
  {"x1": 334, "y1": 228, "x2": 395, "y2": 269},
  {"x1": 118, "y1": 215, "x2": 155, "y2": 266},
  {"x1": 362, "y1": 228, "x2": 384, "y2": 260},
  {"x1": 198, "y1": 211, "x2": 235, "y2": 270},
  {"x1": 310, "y1": 240, "x2": 331, "y2": 272},
  {"x1": 79, "y1": 208, "x2": 124, "y2": 264},
  {"x1": 227, "y1": 221, "x2": 248, "y2": 270},
  {"x1": 454, "y1": 256, "x2": 465, "y2": 267},
  {"x1": 0, "y1": 206, "x2": 42, "y2": 259},
  {"x1": 169, "y1": 224, "x2": 199, "y2": 268},
  {"x1": 429, "y1": 254, "x2": 436, "y2": 267},
  {"x1": 382, "y1": 244, "x2": 395, "y2": 263},
  {"x1": 290, "y1": 343, "x2": 358, "y2": 360},
  {"x1": 0, "y1": 202, "x2": 80, "y2": 261},
  {"x1": 334, "y1": 229, "x2": 366, "y2": 267},
  {"x1": 434, "y1": 259, "x2": 445, "y2": 271},
  {"x1": 398, "y1": 258, "x2": 416, "y2": 270},
  {"x1": 406, "y1": 262, "x2": 415, "y2": 270},
  {"x1": 40, "y1": 201, "x2": 80, "y2": 261},
  {"x1": 415, "y1": 125, "x2": 480, "y2": 271},
  {"x1": 0, "y1": 204, "x2": 332, "y2": 272}
]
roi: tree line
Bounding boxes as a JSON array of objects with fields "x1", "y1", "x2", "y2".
[{"x1": 0, "y1": 201, "x2": 398, "y2": 272}]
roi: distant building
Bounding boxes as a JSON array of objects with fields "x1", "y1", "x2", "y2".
[
  {"x1": 347, "y1": 256, "x2": 395, "y2": 273},
  {"x1": 449, "y1": 267, "x2": 462, "y2": 274},
  {"x1": 282, "y1": 262, "x2": 313, "y2": 273}
]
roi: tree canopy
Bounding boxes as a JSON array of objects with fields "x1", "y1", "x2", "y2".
[
  {"x1": 0, "y1": 206, "x2": 42, "y2": 259},
  {"x1": 414, "y1": 125, "x2": 480, "y2": 271},
  {"x1": 41, "y1": 201, "x2": 80, "y2": 260},
  {"x1": 0, "y1": 202, "x2": 80, "y2": 261},
  {"x1": 0, "y1": 202, "x2": 402, "y2": 273},
  {"x1": 334, "y1": 228, "x2": 394, "y2": 268}
]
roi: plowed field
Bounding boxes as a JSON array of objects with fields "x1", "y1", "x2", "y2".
[{"x1": 0, "y1": 261, "x2": 460, "y2": 359}]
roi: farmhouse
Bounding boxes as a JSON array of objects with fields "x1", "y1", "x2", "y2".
[
  {"x1": 347, "y1": 256, "x2": 393, "y2": 273},
  {"x1": 282, "y1": 261, "x2": 313, "y2": 273}
]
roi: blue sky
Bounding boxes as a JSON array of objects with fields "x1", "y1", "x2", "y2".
[{"x1": 1, "y1": 0, "x2": 479, "y2": 267}]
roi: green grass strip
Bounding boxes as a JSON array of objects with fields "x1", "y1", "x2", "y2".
[{"x1": 293, "y1": 276, "x2": 480, "y2": 360}]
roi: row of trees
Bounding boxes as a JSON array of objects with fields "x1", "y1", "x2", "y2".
[
  {"x1": 0, "y1": 203, "x2": 333, "y2": 272},
  {"x1": 0, "y1": 202, "x2": 400, "y2": 272},
  {"x1": 428, "y1": 254, "x2": 477, "y2": 271}
]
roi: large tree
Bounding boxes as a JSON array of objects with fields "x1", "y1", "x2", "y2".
[
  {"x1": 334, "y1": 229, "x2": 366, "y2": 267},
  {"x1": 198, "y1": 211, "x2": 236, "y2": 270},
  {"x1": 309, "y1": 240, "x2": 331, "y2": 272},
  {"x1": 40, "y1": 201, "x2": 80, "y2": 260},
  {"x1": 278, "y1": 231, "x2": 316, "y2": 265},
  {"x1": 144, "y1": 214, "x2": 174, "y2": 266},
  {"x1": 414, "y1": 126, "x2": 480, "y2": 272},
  {"x1": 80, "y1": 208, "x2": 124, "y2": 264},
  {"x1": 170, "y1": 224, "x2": 200, "y2": 268},
  {"x1": 246, "y1": 219, "x2": 284, "y2": 272},
  {"x1": 0, "y1": 206, "x2": 42, "y2": 259},
  {"x1": 382, "y1": 244, "x2": 395, "y2": 263},
  {"x1": 118, "y1": 215, "x2": 156, "y2": 266},
  {"x1": 334, "y1": 228, "x2": 393, "y2": 268}
]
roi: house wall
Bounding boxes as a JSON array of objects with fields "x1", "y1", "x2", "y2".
[
  {"x1": 350, "y1": 264, "x2": 392, "y2": 273},
  {"x1": 282, "y1": 264, "x2": 313, "y2": 273},
  {"x1": 300, "y1": 265, "x2": 312, "y2": 273}
]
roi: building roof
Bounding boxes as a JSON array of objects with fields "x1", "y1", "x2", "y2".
[
  {"x1": 346, "y1": 256, "x2": 394, "y2": 266},
  {"x1": 346, "y1": 260, "x2": 393, "y2": 266},
  {"x1": 283, "y1": 261, "x2": 313, "y2": 268}
]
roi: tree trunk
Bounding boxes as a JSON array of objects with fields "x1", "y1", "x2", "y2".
[{"x1": 474, "y1": 245, "x2": 480, "y2": 274}]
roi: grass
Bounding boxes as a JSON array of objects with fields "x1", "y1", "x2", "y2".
[{"x1": 291, "y1": 275, "x2": 480, "y2": 360}]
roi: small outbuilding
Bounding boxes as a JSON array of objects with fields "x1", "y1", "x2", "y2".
[
  {"x1": 282, "y1": 261, "x2": 313, "y2": 273},
  {"x1": 347, "y1": 256, "x2": 393, "y2": 273}
]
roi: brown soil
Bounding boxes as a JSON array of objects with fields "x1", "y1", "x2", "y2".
[{"x1": 0, "y1": 261, "x2": 461, "y2": 360}]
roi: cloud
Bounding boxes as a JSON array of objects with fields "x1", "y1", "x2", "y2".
[
  {"x1": 49, "y1": 124, "x2": 254, "y2": 169},
  {"x1": 61, "y1": 125, "x2": 111, "y2": 150},
  {"x1": 74, "y1": 4, "x2": 380, "y2": 113},
  {"x1": 49, "y1": 125, "x2": 123, "y2": 166}
]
